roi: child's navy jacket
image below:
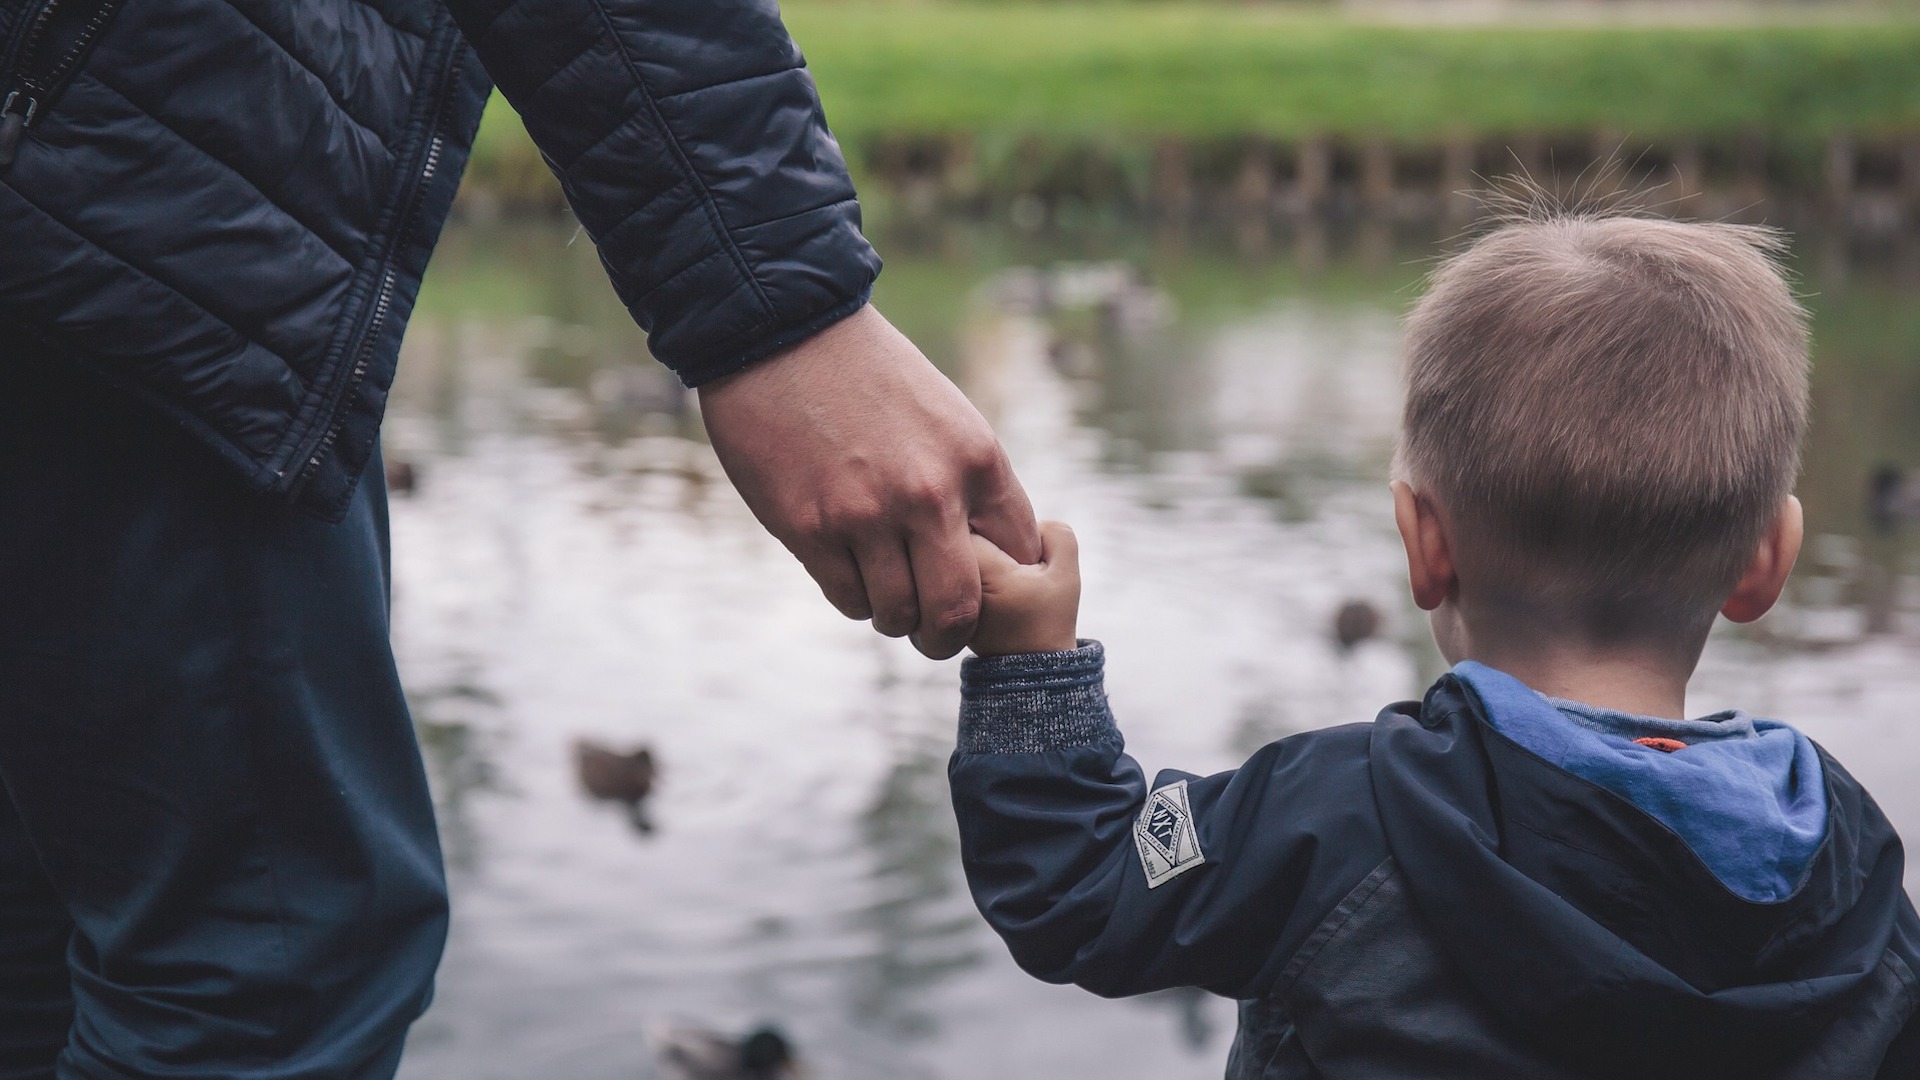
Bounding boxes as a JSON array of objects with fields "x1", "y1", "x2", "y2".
[{"x1": 950, "y1": 642, "x2": 1920, "y2": 1079}]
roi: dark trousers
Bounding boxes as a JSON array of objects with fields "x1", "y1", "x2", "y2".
[{"x1": 0, "y1": 373, "x2": 447, "y2": 1079}]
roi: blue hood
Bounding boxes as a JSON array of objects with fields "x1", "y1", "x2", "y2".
[{"x1": 1453, "y1": 661, "x2": 1828, "y2": 903}]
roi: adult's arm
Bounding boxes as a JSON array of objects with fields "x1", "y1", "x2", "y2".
[{"x1": 439, "y1": 0, "x2": 1038, "y2": 656}]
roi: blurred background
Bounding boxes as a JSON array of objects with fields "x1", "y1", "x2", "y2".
[{"x1": 393, "y1": 2, "x2": 1920, "y2": 1077}]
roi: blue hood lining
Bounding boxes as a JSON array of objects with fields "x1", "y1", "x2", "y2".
[{"x1": 1453, "y1": 662, "x2": 1828, "y2": 904}]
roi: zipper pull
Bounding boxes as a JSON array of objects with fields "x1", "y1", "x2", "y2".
[{"x1": 0, "y1": 91, "x2": 41, "y2": 170}]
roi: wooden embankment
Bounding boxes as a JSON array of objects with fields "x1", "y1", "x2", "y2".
[{"x1": 860, "y1": 132, "x2": 1920, "y2": 231}]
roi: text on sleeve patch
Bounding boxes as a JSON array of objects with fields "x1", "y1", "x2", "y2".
[{"x1": 1134, "y1": 779, "x2": 1206, "y2": 889}]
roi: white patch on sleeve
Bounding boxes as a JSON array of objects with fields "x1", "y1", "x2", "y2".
[{"x1": 1133, "y1": 779, "x2": 1206, "y2": 889}]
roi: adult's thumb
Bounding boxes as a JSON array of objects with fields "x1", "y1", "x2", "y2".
[
  {"x1": 969, "y1": 530, "x2": 1021, "y2": 573},
  {"x1": 1039, "y1": 520, "x2": 1078, "y2": 571},
  {"x1": 970, "y1": 464, "x2": 1042, "y2": 566}
]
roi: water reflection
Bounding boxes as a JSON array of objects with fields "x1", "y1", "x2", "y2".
[
  {"x1": 409, "y1": 666, "x2": 509, "y2": 874},
  {"x1": 1141, "y1": 986, "x2": 1220, "y2": 1055},
  {"x1": 392, "y1": 217, "x2": 1919, "y2": 1080},
  {"x1": 845, "y1": 657, "x2": 985, "y2": 1040}
]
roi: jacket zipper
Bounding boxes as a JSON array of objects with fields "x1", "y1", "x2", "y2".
[
  {"x1": 0, "y1": 0, "x2": 122, "y2": 169},
  {"x1": 290, "y1": 49, "x2": 461, "y2": 497}
]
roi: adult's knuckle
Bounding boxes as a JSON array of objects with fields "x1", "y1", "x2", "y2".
[
  {"x1": 820, "y1": 496, "x2": 885, "y2": 536},
  {"x1": 928, "y1": 599, "x2": 981, "y2": 635},
  {"x1": 782, "y1": 505, "x2": 827, "y2": 541},
  {"x1": 960, "y1": 434, "x2": 1006, "y2": 473},
  {"x1": 877, "y1": 604, "x2": 918, "y2": 635},
  {"x1": 967, "y1": 456, "x2": 1017, "y2": 503},
  {"x1": 899, "y1": 473, "x2": 957, "y2": 514}
]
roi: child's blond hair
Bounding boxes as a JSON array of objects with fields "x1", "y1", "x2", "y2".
[{"x1": 1396, "y1": 213, "x2": 1810, "y2": 641}]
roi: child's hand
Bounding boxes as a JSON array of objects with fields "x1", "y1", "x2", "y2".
[{"x1": 968, "y1": 521, "x2": 1081, "y2": 656}]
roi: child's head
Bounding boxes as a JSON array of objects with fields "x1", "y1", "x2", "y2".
[{"x1": 1393, "y1": 211, "x2": 1809, "y2": 667}]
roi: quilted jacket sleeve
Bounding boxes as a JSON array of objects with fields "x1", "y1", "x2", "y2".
[{"x1": 440, "y1": 0, "x2": 881, "y2": 386}]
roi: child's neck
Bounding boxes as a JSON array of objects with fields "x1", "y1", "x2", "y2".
[
  {"x1": 1447, "y1": 617, "x2": 1700, "y2": 720},
  {"x1": 1469, "y1": 648, "x2": 1690, "y2": 720}
]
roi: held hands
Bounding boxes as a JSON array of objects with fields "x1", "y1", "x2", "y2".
[
  {"x1": 698, "y1": 305, "x2": 1041, "y2": 659},
  {"x1": 967, "y1": 521, "x2": 1081, "y2": 656}
]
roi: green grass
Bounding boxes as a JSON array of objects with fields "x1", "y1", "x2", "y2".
[
  {"x1": 785, "y1": 4, "x2": 1920, "y2": 141},
  {"x1": 467, "y1": 4, "x2": 1920, "y2": 197}
]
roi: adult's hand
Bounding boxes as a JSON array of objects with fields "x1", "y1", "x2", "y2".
[{"x1": 698, "y1": 304, "x2": 1041, "y2": 659}]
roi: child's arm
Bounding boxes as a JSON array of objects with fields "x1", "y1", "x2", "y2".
[{"x1": 952, "y1": 526, "x2": 1391, "y2": 1001}]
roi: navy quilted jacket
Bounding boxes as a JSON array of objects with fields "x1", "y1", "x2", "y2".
[{"x1": 0, "y1": 0, "x2": 879, "y2": 520}]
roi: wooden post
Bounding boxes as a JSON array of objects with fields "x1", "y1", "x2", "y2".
[
  {"x1": 1669, "y1": 140, "x2": 1704, "y2": 216},
  {"x1": 1295, "y1": 137, "x2": 1332, "y2": 216},
  {"x1": 1233, "y1": 140, "x2": 1274, "y2": 255},
  {"x1": 1232, "y1": 140, "x2": 1275, "y2": 217},
  {"x1": 1360, "y1": 139, "x2": 1395, "y2": 216},
  {"x1": 1441, "y1": 136, "x2": 1477, "y2": 226},
  {"x1": 1733, "y1": 130, "x2": 1768, "y2": 220},
  {"x1": 1901, "y1": 137, "x2": 1920, "y2": 225},
  {"x1": 1825, "y1": 135, "x2": 1856, "y2": 217},
  {"x1": 1152, "y1": 139, "x2": 1193, "y2": 218},
  {"x1": 940, "y1": 133, "x2": 980, "y2": 207}
]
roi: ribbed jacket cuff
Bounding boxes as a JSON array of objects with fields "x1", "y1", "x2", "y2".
[{"x1": 958, "y1": 640, "x2": 1115, "y2": 754}]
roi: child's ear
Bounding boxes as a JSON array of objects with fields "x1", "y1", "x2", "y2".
[
  {"x1": 1722, "y1": 496, "x2": 1804, "y2": 624},
  {"x1": 1392, "y1": 482, "x2": 1456, "y2": 612}
]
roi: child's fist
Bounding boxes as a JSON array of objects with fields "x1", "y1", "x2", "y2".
[{"x1": 968, "y1": 520, "x2": 1081, "y2": 656}]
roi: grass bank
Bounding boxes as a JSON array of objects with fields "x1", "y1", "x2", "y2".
[
  {"x1": 466, "y1": 4, "x2": 1920, "y2": 204},
  {"x1": 786, "y1": 4, "x2": 1920, "y2": 140}
]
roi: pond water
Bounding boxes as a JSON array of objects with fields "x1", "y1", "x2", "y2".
[{"x1": 389, "y1": 216, "x2": 1920, "y2": 1080}]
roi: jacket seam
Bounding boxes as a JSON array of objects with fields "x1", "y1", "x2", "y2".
[
  {"x1": 553, "y1": 96, "x2": 646, "y2": 175},
  {"x1": 1507, "y1": 815, "x2": 1638, "y2": 871},
  {"x1": 594, "y1": 177, "x2": 695, "y2": 258},
  {"x1": 0, "y1": 184, "x2": 301, "y2": 376},
  {"x1": 518, "y1": 38, "x2": 610, "y2": 159},
  {"x1": 456, "y1": 0, "x2": 515, "y2": 43},
  {"x1": 81, "y1": 74, "x2": 365, "y2": 271},
  {"x1": 344, "y1": 0, "x2": 431, "y2": 42},
  {"x1": 582, "y1": 0, "x2": 778, "y2": 327},
  {"x1": 735, "y1": 194, "x2": 859, "y2": 234},
  {"x1": 1885, "y1": 950, "x2": 1919, "y2": 1015},
  {"x1": 625, "y1": 248, "x2": 737, "y2": 311},
  {"x1": 1274, "y1": 857, "x2": 1396, "y2": 995},
  {"x1": 652, "y1": 61, "x2": 805, "y2": 104},
  {"x1": 219, "y1": 0, "x2": 401, "y2": 156}
]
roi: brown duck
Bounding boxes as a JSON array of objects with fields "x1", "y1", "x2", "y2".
[
  {"x1": 1332, "y1": 599, "x2": 1382, "y2": 654},
  {"x1": 572, "y1": 738, "x2": 657, "y2": 834},
  {"x1": 651, "y1": 1023, "x2": 802, "y2": 1080}
]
